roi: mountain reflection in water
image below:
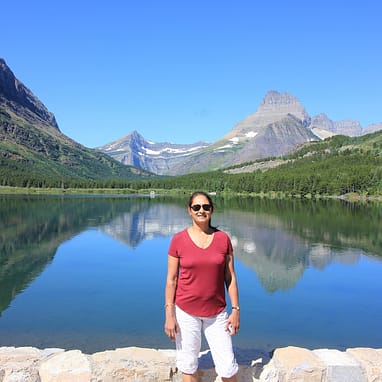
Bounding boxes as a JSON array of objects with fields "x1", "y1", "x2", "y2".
[{"x1": 0, "y1": 195, "x2": 381, "y2": 352}]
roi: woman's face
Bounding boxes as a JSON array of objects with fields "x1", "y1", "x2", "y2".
[{"x1": 188, "y1": 194, "x2": 213, "y2": 224}]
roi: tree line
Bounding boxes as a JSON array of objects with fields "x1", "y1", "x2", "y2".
[
  {"x1": 2, "y1": 133, "x2": 382, "y2": 196},
  {"x1": 128, "y1": 150, "x2": 382, "y2": 196}
]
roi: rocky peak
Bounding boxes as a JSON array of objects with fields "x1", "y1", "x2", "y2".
[
  {"x1": 223, "y1": 90, "x2": 310, "y2": 140},
  {"x1": 309, "y1": 113, "x2": 336, "y2": 139},
  {"x1": 310, "y1": 113, "x2": 363, "y2": 137},
  {"x1": 364, "y1": 123, "x2": 382, "y2": 135},
  {"x1": 260, "y1": 90, "x2": 301, "y2": 108},
  {"x1": 257, "y1": 90, "x2": 310, "y2": 126},
  {"x1": 310, "y1": 113, "x2": 334, "y2": 130},
  {"x1": 0, "y1": 58, "x2": 59, "y2": 129},
  {"x1": 333, "y1": 119, "x2": 362, "y2": 136},
  {"x1": 98, "y1": 130, "x2": 210, "y2": 173},
  {"x1": 109, "y1": 130, "x2": 147, "y2": 150}
]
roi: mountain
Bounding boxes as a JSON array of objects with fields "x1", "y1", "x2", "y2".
[
  {"x1": 3, "y1": 56, "x2": 381, "y2": 182},
  {"x1": 98, "y1": 91, "x2": 318, "y2": 176},
  {"x1": 99, "y1": 130, "x2": 210, "y2": 175},
  {"x1": 310, "y1": 113, "x2": 382, "y2": 138},
  {"x1": 100, "y1": 90, "x2": 382, "y2": 176},
  {"x1": 0, "y1": 58, "x2": 153, "y2": 187},
  {"x1": 204, "y1": 92, "x2": 316, "y2": 166},
  {"x1": 0, "y1": 59, "x2": 59, "y2": 131}
]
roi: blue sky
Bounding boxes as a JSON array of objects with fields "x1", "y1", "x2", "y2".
[{"x1": 2, "y1": 0, "x2": 381, "y2": 148}]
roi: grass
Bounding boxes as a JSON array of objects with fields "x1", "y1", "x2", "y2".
[{"x1": 1, "y1": 186, "x2": 381, "y2": 202}]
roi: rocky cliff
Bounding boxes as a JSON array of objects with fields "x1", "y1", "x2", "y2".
[
  {"x1": 310, "y1": 113, "x2": 382, "y2": 139},
  {"x1": 0, "y1": 58, "x2": 58, "y2": 130},
  {"x1": 223, "y1": 91, "x2": 311, "y2": 140}
]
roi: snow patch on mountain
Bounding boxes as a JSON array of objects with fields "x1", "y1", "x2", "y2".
[
  {"x1": 142, "y1": 145, "x2": 207, "y2": 156},
  {"x1": 216, "y1": 144, "x2": 233, "y2": 151}
]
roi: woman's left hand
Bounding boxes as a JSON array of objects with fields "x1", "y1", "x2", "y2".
[{"x1": 226, "y1": 310, "x2": 240, "y2": 336}]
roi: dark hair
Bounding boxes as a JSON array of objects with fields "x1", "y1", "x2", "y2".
[{"x1": 188, "y1": 191, "x2": 216, "y2": 229}]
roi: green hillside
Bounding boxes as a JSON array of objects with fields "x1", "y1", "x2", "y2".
[
  {"x1": 127, "y1": 131, "x2": 382, "y2": 197},
  {"x1": 0, "y1": 106, "x2": 154, "y2": 188}
]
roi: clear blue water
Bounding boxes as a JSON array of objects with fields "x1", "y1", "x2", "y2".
[{"x1": 0, "y1": 195, "x2": 381, "y2": 353}]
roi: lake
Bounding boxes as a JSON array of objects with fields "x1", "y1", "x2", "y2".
[{"x1": 0, "y1": 194, "x2": 381, "y2": 354}]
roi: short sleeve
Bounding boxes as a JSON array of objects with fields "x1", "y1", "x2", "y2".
[{"x1": 168, "y1": 230, "x2": 184, "y2": 258}]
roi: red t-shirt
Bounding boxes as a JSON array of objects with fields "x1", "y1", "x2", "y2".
[{"x1": 168, "y1": 228, "x2": 233, "y2": 317}]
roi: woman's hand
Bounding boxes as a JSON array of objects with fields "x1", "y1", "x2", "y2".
[
  {"x1": 164, "y1": 255, "x2": 179, "y2": 341},
  {"x1": 224, "y1": 253, "x2": 240, "y2": 336},
  {"x1": 226, "y1": 310, "x2": 240, "y2": 336},
  {"x1": 164, "y1": 315, "x2": 179, "y2": 341}
]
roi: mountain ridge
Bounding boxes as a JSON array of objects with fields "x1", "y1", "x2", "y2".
[
  {"x1": 0, "y1": 58, "x2": 154, "y2": 187},
  {"x1": 0, "y1": 58, "x2": 59, "y2": 131},
  {"x1": 1, "y1": 57, "x2": 381, "y2": 182},
  {"x1": 99, "y1": 91, "x2": 382, "y2": 176},
  {"x1": 100, "y1": 130, "x2": 210, "y2": 175}
]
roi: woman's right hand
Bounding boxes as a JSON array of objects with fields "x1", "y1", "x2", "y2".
[{"x1": 164, "y1": 316, "x2": 178, "y2": 341}]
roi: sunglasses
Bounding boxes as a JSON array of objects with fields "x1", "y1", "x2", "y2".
[{"x1": 190, "y1": 204, "x2": 212, "y2": 212}]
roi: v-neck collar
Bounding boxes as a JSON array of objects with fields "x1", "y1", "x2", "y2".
[{"x1": 186, "y1": 228, "x2": 215, "y2": 250}]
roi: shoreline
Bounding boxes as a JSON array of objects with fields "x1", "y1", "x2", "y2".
[
  {"x1": 1, "y1": 186, "x2": 382, "y2": 202},
  {"x1": 1, "y1": 344, "x2": 381, "y2": 381}
]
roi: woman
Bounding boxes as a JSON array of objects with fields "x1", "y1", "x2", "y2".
[{"x1": 164, "y1": 191, "x2": 240, "y2": 382}]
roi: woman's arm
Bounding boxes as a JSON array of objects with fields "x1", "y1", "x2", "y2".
[
  {"x1": 225, "y1": 253, "x2": 240, "y2": 335},
  {"x1": 164, "y1": 255, "x2": 179, "y2": 341}
]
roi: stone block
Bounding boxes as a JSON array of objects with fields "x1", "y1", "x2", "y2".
[
  {"x1": 347, "y1": 348, "x2": 382, "y2": 382},
  {"x1": 90, "y1": 347, "x2": 178, "y2": 381},
  {"x1": 313, "y1": 348, "x2": 366, "y2": 382},
  {"x1": 0, "y1": 346, "x2": 42, "y2": 362},
  {"x1": 0, "y1": 346, "x2": 46, "y2": 382},
  {"x1": 259, "y1": 346, "x2": 326, "y2": 382},
  {"x1": 39, "y1": 349, "x2": 91, "y2": 382}
]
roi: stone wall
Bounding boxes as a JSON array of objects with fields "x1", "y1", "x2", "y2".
[{"x1": 0, "y1": 345, "x2": 381, "y2": 381}]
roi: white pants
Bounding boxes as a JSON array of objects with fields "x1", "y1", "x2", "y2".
[{"x1": 175, "y1": 306, "x2": 238, "y2": 378}]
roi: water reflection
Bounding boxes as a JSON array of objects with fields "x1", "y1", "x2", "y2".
[
  {"x1": 1, "y1": 195, "x2": 381, "y2": 313},
  {"x1": 0, "y1": 195, "x2": 182, "y2": 315},
  {"x1": 1, "y1": 195, "x2": 381, "y2": 351},
  {"x1": 100, "y1": 203, "x2": 188, "y2": 247},
  {"x1": 213, "y1": 205, "x2": 366, "y2": 292}
]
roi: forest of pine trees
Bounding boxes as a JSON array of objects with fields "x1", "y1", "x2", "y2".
[{"x1": 1, "y1": 133, "x2": 382, "y2": 197}]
